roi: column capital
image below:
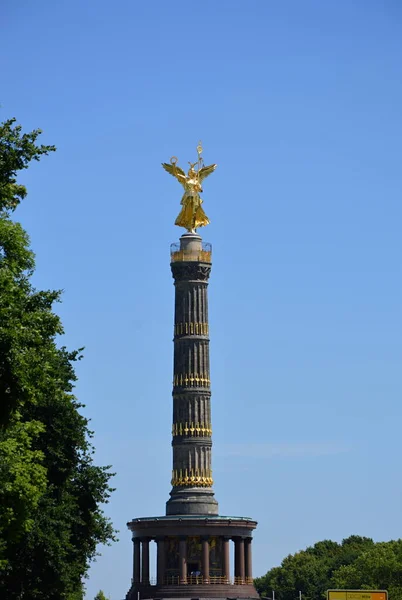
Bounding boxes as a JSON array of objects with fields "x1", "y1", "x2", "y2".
[{"x1": 171, "y1": 262, "x2": 212, "y2": 283}]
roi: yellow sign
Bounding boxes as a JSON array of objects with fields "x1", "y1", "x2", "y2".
[{"x1": 328, "y1": 590, "x2": 387, "y2": 600}]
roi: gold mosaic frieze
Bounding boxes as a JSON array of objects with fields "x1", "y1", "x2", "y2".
[
  {"x1": 171, "y1": 249, "x2": 212, "y2": 264},
  {"x1": 174, "y1": 322, "x2": 209, "y2": 336},
  {"x1": 171, "y1": 468, "x2": 213, "y2": 488},
  {"x1": 173, "y1": 373, "x2": 210, "y2": 387},
  {"x1": 172, "y1": 422, "x2": 212, "y2": 437}
]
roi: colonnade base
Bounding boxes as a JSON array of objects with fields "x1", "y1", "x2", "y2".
[
  {"x1": 126, "y1": 516, "x2": 259, "y2": 600},
  {"x1": 127, "y1": 583, "x2": 259, "y2": 600}
]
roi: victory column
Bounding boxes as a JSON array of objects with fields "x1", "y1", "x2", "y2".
[{"x1": 126, "y1": 145, "x2": 258, "y2": 600}]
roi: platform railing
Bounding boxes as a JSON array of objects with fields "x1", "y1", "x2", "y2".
[
  {"x1": 170, "y1": 242, "x2": 212, "y2": 263},
  {"x1": 136, "y1": 575, "x2": 253, "y2": 586}
]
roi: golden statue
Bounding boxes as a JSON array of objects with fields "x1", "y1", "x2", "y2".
[{"x1": 162, "y1": 143, "x2": 216, "y2": 232}]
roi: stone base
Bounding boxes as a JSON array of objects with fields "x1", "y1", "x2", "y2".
[
  {"x1": 126, "y1": 584, "x2": 259, "y2": 600},
  {"x1": 126, "y1": 516, "x2": 258, "y2": 600},
  {"x1": 166, "y1": 487, "x2": 219, "y2": 516}
]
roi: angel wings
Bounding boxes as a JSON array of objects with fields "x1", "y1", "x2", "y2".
[
  {"x1": 162, "y1": 153, "x2": 217, "y2": 232},
  {"x1": 161, "y1": 161, "x2": 216, "y2": 186}
]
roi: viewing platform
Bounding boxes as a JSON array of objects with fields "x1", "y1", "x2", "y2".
[{"x1": 170, "y1": 240, "x2": 212, "y2": 263}]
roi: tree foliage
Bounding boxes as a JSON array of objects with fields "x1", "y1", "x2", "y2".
[
  {"x1": 254, "y1": 535, "x2": 396, "y2": 600},
  {"x1": 0, "y1": 418, "x2": 47, "y2": 566},
  {"x1": 332, "y1": 541, "x2": 402, "y2": 600},
  {"x1": 94, "y1": 591, "x2": 110, "y2": 600},
  {"x1": 0, "y1": 117, "x2": 116, "y2": 599},
  {"x1": 0, "y1": 117, "x2": 55, "y2": 212}
]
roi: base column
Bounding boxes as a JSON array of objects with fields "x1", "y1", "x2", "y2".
[
  {"x1": 141, "y1": 538, "x2": 150, "y2": 585},
  {"x1": 157, "y1": 538, "x2": 165, "y2": 585},
  {"x1": 201, "y1": 537, "x2": 210, "y2": 583},
  {"x1": 222, "y1": 537, "x2": 230, "y2": 583},
  {"x1": 179, "y1": 538, "x2": 187, "y2": 584},
  {"x1": 133, "y1": 538, "x2": 140, "y2": 584},
  {"x1": 234, "y1": 537, "x2": 245, "y2": 584},
  {"x1": 245, "y1": 537, "x2": 252, "y2": 583}
]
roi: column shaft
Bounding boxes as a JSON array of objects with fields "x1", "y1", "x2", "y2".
[
  {"x1": 222, "y1": 537, "x2": 230, "y2": 583},
  {"x1": 142, "y1": 539, "x2": 150, "y2": 585},
  {"x1": 234, "y1": 537, "x2": 245, "y2": 583},
  {"x1": 179, "y1": 538, "x2": 187, "y2": 584},
  {"x1": 157, "y1": 539, "x2": 165, "y2": 585},
  {"x1": 133, "y1": 538, "x2": 141, "y2": 584},
  {"x1": 245, "y1": 538, "x2": 252, "y2": 582},
  {"x1": 167, "y1": 240, "x2": 219, "y2": 517},
  {"x1": 201, "y1": 538, "x2": 210, "y2": 582}
]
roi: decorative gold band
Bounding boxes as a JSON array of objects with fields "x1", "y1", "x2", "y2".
[
  {"x1": 171, "y1": 468, "x2": 213, "y2": 488},
  {"x1": 171, "y1": 249, "x2": 212, "y2": 264},
  {"x1": 172, "y1": 422, "x2": 212, "y2": 437},
  {"x1": 173, "y1": 373, "x2": 210, "y2": 387},
  {"x1": 174, "y1": 322, "x2": 209, "y2": 336}
]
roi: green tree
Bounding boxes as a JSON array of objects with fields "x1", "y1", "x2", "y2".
[
  {"x1": 331, "y1": 541, "x2": 402, "y2": 600},
  {"x1": 0, "y1": 418, "x2": 47, "y2": 567},
  {"x1": 0, "y1": 117, "x2": 116, "y2": 599},
  {"x1": 0, "y1": 118, "x2": 56, "y2": 564},
  {"x1": 255, "y1": 536, "x2": 375, "y2": 600},
  {"x1": 94, "y1": 591, "x2": 110, "y2": 600},
  {"x1": 0, "y1": 117, "x2": 56, "y2": 427}
]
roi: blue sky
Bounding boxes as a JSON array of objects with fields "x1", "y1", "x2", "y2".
[{"x1": 2, "y1": 1, "x2": 402, "y2": 598}]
